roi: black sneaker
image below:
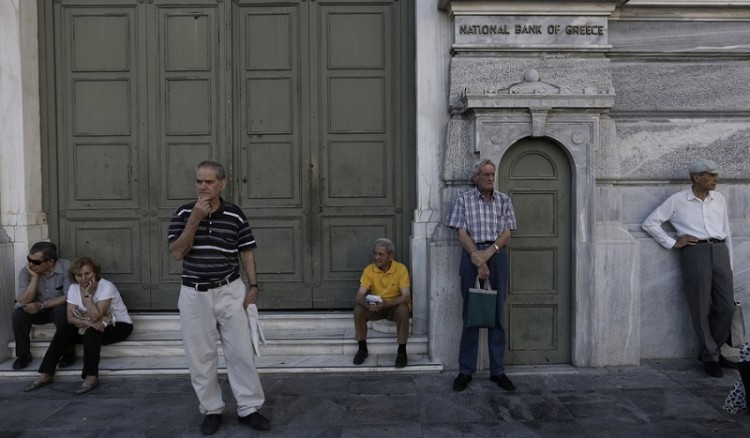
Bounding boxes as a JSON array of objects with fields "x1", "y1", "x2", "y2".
[
  {"x1": 452, "y1": 373, "x2": 472, "y2": 392},
  {"x1": 200, "y1": 414, "x2": 222, "y2": 436},
  {"x1": 238, "y1": 411, "x2": 271, "y2": 431},
  {"x1": 703, "y1": 361, "x2": 723, "y2": 378},
  {"x1": 395, "y1": 350, "x2": 407, "y2": 368},
  {"x1": 353, "y1": 349, "x2": 368, "y2": 365},
  {"x1": 719, "y1": 355, "x2": 738, "y2": 369},
  {"x1": 12, "y1": 353, "x2": 32, "y2": 370},
  {"x1": 490, "y1": 373, "x2": 516, "y2": 391}
]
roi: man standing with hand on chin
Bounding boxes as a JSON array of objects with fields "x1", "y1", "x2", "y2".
[{"x1": 169, "y1": 161, "x2": 269, "y2": 435}]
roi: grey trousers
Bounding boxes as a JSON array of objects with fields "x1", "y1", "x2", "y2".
[{"x1": 680, "y1": 241, "x2": 734, "y2": 362}]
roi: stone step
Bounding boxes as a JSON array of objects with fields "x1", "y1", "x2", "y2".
[
  {"x1": 30, "y1": 312, "x2": 357, "y2": 338},
  {"x1": 18, "y1": 331, "x2": 428, "y2": 358},
  {"x1": 4, "y1": 312, "x2": 442, "y2": 375},
  {"x1": 0, "y1": 352, "x2": 443, "y2": 377}
]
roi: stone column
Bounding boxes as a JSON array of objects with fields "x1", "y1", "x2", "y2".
[
  {"x1": 0, "y1": 0, "x2": 47, "y2": 284},
  {"x1": 0, "y1": 229, "x2": 13, "y2": 361},
  {"x1": 412, "y1": 0, "x2": 452, "y2": 336}
]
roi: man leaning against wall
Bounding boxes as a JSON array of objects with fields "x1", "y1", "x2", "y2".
[{"x1": 642, "y1": 159, "x2": 737, "y2": 378}]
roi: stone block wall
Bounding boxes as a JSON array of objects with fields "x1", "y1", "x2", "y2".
[
  {"x1": 430, "y1": 1, "x2": 750, "y2": 369},
  {"x1": 601, "y1": 5, "x2": 750, "y2": 359}
]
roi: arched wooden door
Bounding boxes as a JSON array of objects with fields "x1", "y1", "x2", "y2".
[{"x1": 498, "y1": 137, "x2": 571, "y2": 364}]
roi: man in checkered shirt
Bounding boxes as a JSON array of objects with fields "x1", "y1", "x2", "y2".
[{"x1": 447, "y1": 158, "x2": 517, "y2": 393}]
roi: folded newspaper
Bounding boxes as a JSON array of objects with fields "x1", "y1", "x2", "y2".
[{"x1": 245, "y1": 304, "x2": 266, "y2": 357}]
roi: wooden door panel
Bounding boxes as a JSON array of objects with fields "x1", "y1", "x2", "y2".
[
  {"x1": 510, "y1": 247, "x2": 557, "y2": 293},
  {"x1": 325, "y1": 140, "x2": 391, "y2": 200},
  {"x1": 152, "y1": 3, "x2": 227, "y2": 308},
  {"x1": 510, "y1": 191, "x2": 558, "y2": 236},
  {"x1": 244, "y1": 141, "x2": 297, "y2": 199},
  {"x1": 235, "y1": 2, "x2": 309, "y2": 308},
  {"x1": 312, "y1": 2, "x2": 404, "y2": 307},
  {"x1": 55, "y1": 2, "x2": 151, "y2": 308},
  {"x1": 237, "y1": 2, "x2": 303, "y2": 207},
  {"x1": 252, "y1": 219, "x2": 305, "y2": 280},
  {"x1": 509, "y1": 304, "x2": 559, "y2": 350},
  {"x1": 313, "y1": 216, "x2": 394, "y2": 308},
  {"x1": 500, "y1": 139, "x2": 571, "y2": 364},
  {"x1": 65, "y1": 218, "x2": 150, "y2": 308}
]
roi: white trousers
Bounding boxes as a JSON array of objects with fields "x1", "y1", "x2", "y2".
[{"x1": 178, "y1": 278, "x2": 265, "y2": 417}]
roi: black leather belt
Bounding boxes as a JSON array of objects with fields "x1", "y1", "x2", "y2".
[
  {"x1": 696, "y1": 238, "x2": 725, "y2": 244},
  {"x1": 182, "y1": 272, "x2": 240, "y2": 292}
]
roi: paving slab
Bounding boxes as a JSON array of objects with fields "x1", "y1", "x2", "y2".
[{"x1": 0, "y1": 359, "x2": 749, "y2": 437}]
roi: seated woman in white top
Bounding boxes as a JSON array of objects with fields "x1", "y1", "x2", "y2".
[{"x1": 24, "y1": 256, "x2": 134, "y2": 394}]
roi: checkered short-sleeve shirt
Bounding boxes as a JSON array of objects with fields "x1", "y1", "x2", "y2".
[{"x1": 447, "y1": 187, "x2": 516, "y2": 243}]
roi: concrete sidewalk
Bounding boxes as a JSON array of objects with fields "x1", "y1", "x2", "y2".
[{"x1": 0, "y1": 358, "x2": 749, "y2": 437}]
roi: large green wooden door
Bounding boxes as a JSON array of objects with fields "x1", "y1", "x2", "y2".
[
  {"x1": 234, "y1": 1, "x2": 409, "y2": 308},
  {"x1": 49, "y1": 0, "x2": 229, "y2": 309},
  {"x1": 44, "y1": 0, "x2": 411, "y2": 310},
  {"x1": 499, "y1": 138, "x2": 571, "y2": 364}
]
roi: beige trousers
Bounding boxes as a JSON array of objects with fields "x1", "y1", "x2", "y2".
[{"x1": 178, "y1": 279, "x2": 265, "y2": 417}]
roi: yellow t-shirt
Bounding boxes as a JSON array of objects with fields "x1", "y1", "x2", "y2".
[{"x1": 360, "y1": 260, "x2": 411, "y2": 311}]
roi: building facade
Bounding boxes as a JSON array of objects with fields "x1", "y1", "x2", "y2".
[{"x1": 2, "y1": 0, "x2": 749, "y2": 370}]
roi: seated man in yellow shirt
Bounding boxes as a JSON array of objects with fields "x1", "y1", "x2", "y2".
[{"x1": 353, "y1": 238, "x2": 411, "y2": 368}]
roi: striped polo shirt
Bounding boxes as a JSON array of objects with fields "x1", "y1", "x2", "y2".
[{"x1": 168, "y1": 199, "x2": 256, "y2": 283}]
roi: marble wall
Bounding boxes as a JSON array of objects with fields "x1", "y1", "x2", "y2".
[{"x1": 428, "y1": 0, "x2": 750, "y2": 370}]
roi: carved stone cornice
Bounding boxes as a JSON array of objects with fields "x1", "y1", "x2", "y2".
[{"x1": 460, "y1": 69, "x2": 615, "y2": 112}]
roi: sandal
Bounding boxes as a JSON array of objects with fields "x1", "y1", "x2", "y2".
[{"x1": 23, "y1": 378, "x2": 53, "y2": 392}]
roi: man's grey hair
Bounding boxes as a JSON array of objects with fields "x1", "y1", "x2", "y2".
[
  {"x1": 373, "y1": 237, "x2": 395, "y2": 255},
  {"x1": 195, "y1": 161, "x2": 226, "y2": 181},
  {"x1": 471, "y1": 158, "x2": 496, "y2": 181}
]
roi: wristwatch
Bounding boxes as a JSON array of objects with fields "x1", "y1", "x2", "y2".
[{"x1": 492, "y1": 243, "x2": 500, "y2": 252}]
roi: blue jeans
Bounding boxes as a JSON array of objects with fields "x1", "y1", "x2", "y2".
[{"x1": 458, "y1": 246, "x2": 509, "y2": 376}]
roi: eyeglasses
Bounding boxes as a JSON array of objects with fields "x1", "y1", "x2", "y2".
[{"x1": 27, "y1": 256, "x2": 47, "y2": 266}]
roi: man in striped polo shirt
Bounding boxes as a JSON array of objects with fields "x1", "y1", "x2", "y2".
[{"x1": 168, "y1": 161, "x2": 269, "y2": 435}]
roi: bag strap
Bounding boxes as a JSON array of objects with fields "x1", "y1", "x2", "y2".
[{"x1": 474, "y1": 276, "x2": 492, "y2": 291}]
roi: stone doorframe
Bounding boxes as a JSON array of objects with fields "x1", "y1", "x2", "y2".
[{"x1": 460, "y1": 69, "x2": 620, "y2": 367}]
